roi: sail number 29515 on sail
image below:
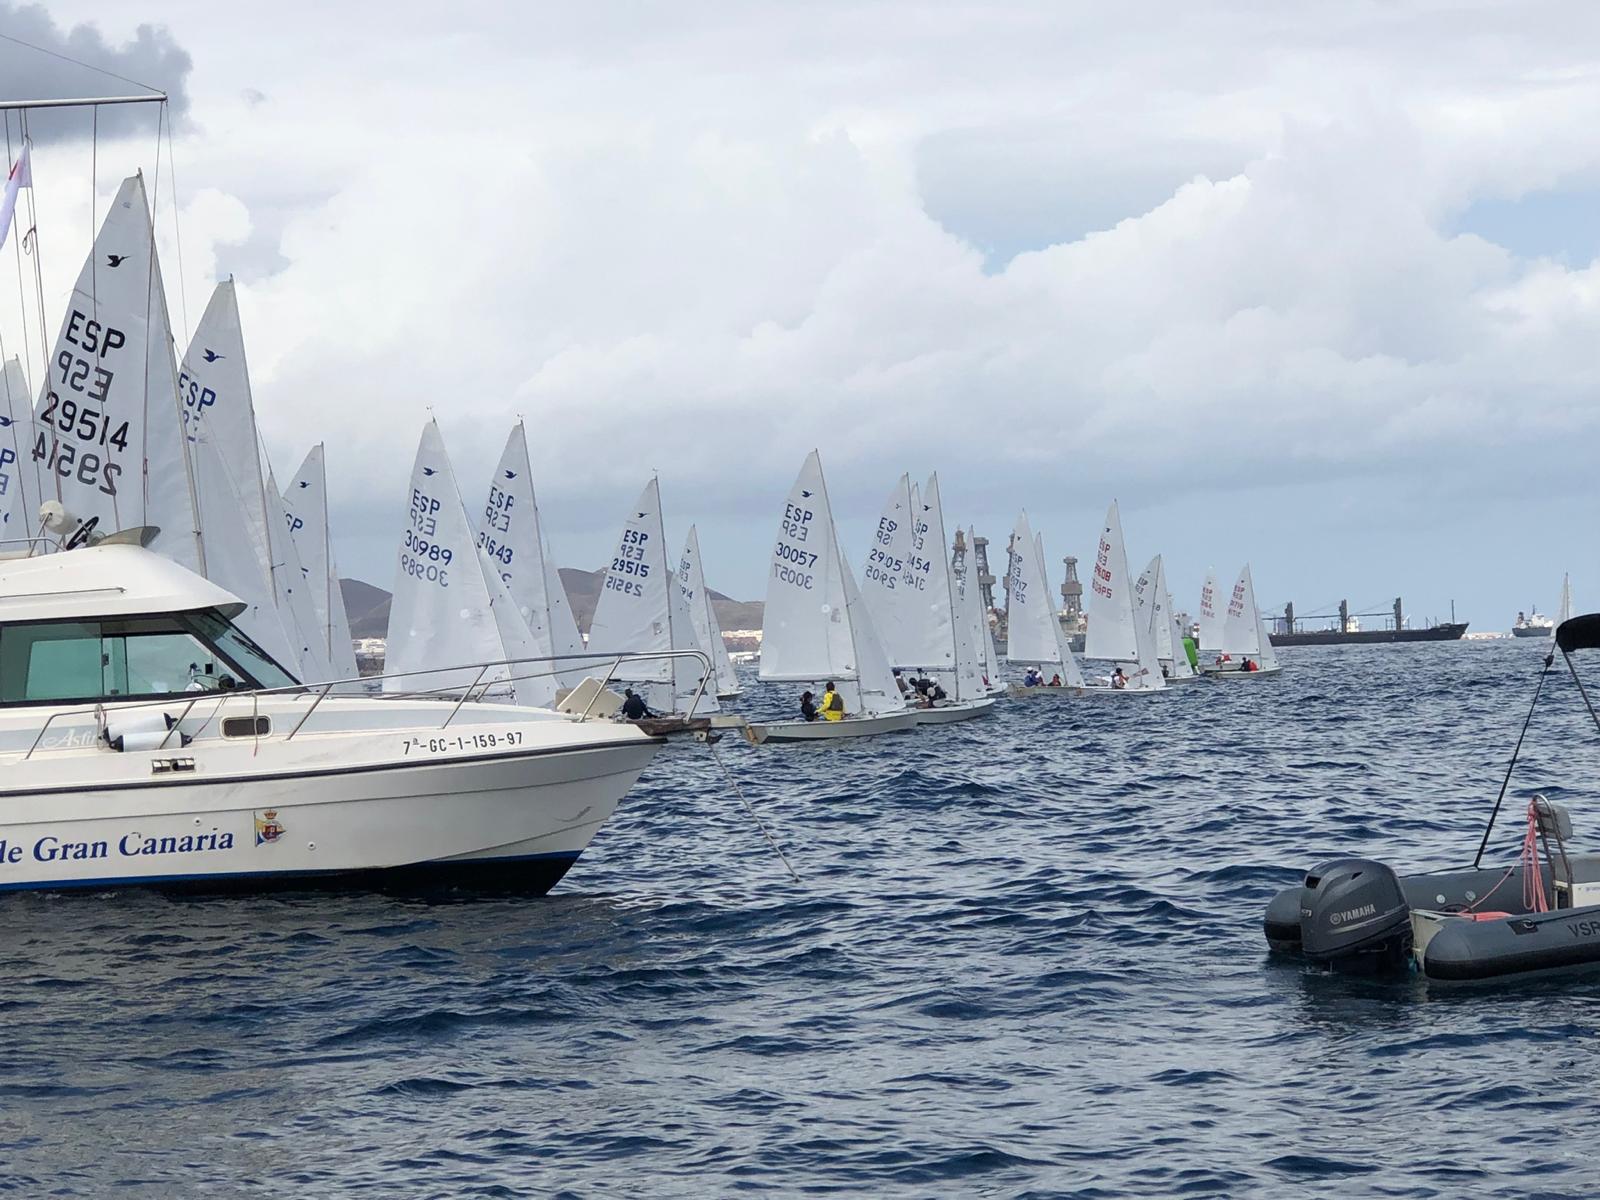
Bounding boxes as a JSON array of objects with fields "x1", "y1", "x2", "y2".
[
  {"x1": 402, "y1": 489, "x2": 453, "y2": 586},
  {"x1": 31, "y1": 311, "x2": 131, "y2": 497},
  {"x1": 775, "y1": 502, "x2": 819, "y2": 590}
]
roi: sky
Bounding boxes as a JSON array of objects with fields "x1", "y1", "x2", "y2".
[{"x1": 3, "y1": 0, "x2": 1600, "y2": 631}]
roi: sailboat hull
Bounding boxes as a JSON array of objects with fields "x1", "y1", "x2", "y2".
[
  {"x1": 1201, "y1": 664, "x2": 1283, "y2": 680},
  {"x1": 743, "y1": 710, "x2": 919, "y2": 744},
  {"x1": 1006, "y1": 684, "x2": 1087, "y2": 699},
  {"x1": 914, "y1": 698, "x2": 997, "y2": 725}
]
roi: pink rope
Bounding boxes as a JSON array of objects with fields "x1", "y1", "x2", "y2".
[{"x1": 1521, "y1": 798, "x2": 1550, "y2": 914}]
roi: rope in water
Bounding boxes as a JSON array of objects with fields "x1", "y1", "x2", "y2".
[{"x1": 704, "y1": 738, "x2": 800, "y2": 884}]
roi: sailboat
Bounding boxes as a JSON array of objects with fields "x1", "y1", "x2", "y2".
[
  {"x1": 384, "y1": 421, "x2": 556, "y2": 707},
  {"x1": 1004, "y1": 512, "x2": 1086, "y2": 696},
  {"x1": 478, "y1": 423, "x2": 587, "y2": 690},
  {"x1": 586, "y1": 478, "x2": 717, "y2": 729},
  {"x1": 745, "y1": 451, "x2": 916, "y2": 743},
  {"x1": 858, "y1": 474, "x2": 992, "y2": 722},
  {"x1": 1, "y1": 356, "x2": 34, "y2": 549},
  {"x1": 1198, "y1": 567, "x2": 1225, "y2": 660},
  {"x1": 178, "y1": 280, "x2": 333, "y2": 682},
  {"x1": 28, "y1": 174, "x2": 201, "y2": 569},
  {"x1": 283, "y1": 445, "x2": 361, "y2": 686},
  {"x1": 1135, "y1": 555, "x2": 1199, "y2": 685},
  {"x1": 678, "y1": 526, "x2": 742, "y2": 700},
  {"x1": 1082, "y1": 502, "x2": 1165, "y2": 693},
  {"x1": 1204, "y1": 563, "x2": 1281, "y2": 678},
  {"x1": 966, "y1": 526, "x2": 1005, "y2": 695}
]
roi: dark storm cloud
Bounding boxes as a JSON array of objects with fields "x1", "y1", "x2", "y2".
[{"x1": 0, "y1": 3, "x2": 190, "y2": 144}]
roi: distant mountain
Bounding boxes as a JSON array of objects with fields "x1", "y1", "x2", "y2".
[
  {"x1": 339, "y1": 571, "x2": 762, "y2": 641},
  {"x1": 340, "y1": 578, "x2": 392, "y2": 639}
]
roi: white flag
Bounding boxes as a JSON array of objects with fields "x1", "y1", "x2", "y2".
[{"x1": 0, "y1": 142, "x2": 31, "y2": 252}]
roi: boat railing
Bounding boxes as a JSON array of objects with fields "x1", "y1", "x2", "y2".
[{"x1": 18, "y1": 649, "x2": 714, "y2": 761}]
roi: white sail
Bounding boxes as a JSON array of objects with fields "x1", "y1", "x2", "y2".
[
  {"x1": 1086, "y1": 502, "x2": 1139, "y2": 661},
  {"x1": 1134, "y1": 554, "x2": 1160, "y2": 648},
  {"x1": 760, "y1": 450, "x2": 905, "y2": 715},
  {"x1": 678, "y1": 525, "x2": 741, "y2": 697},
  {"x1": 31, "y1": 174, "x2": 199, "y2": 568},
  {"x1": 1085, "y1": 502, "x2": 1162, "y2": 688},
  {"x1": 384, "y1": 421, "x2": 553, "y2": 706},
  {"x1": 1555, "y1": 574, "x2": 1574, "y2": 637},
  {"x1": 284, "y1": 444, "x2": 360, "y2": 681},
  {"x1": 0, "y1": 356, "x2": 33, "y2": 542},
  {"x1": 1222, "y1": 564, "x2": 1266, "y2": 660},
  {"x1": 1253, "y1": 602, "x2": 1280, "y2": 671},
  {"x1": 912, "y1": 474, "x2": 960, "y2": 677},
  {"x1": 264, "y1": 465, "x2": 334, "y2": 684},
  {"x1": 1004, "y1": 513, "x2": 1085, "y2": 684},
  {"x1": 588, "y1": 478, "x2": 715, "y2": 714},
  {"x1": 860, "y1": 474, "x2": 922, "y2": 665},
  {"x1": 1155, "y1": 559, "x2": 1196, "y2": 679},
  {"x1": 1199, "y1": 567, "x2": 1225, "y2": 650},
  {"x1": 187, "y1": 432, "x2": 300, "y2": 674},
  {"x1": 477, "y1": 423, "x2": 585, "y2": 689}
]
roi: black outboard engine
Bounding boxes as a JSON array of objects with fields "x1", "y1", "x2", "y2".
[{"x1": 1299, "y1": 858, "x2": 1411, "y2": 970}]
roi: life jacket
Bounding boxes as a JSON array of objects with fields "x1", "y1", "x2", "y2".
[{"x1": 821, "y1": 689, "x2": 844, "y2": 720}]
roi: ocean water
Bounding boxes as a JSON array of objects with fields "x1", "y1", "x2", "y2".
[{"x1": 5, "y1": 640, "x2": 1600, "y2": 1198}]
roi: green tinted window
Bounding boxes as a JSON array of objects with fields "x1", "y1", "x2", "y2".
[{"x1": 0, "y1": 622, "x2": 104, "y2": 702}]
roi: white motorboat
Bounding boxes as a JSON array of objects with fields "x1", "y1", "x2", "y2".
[{"x1": 0, "y1": 543, "x2": 660, "y2": 893}]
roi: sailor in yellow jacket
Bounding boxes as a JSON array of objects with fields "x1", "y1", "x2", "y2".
[{"x1": 820, "y1": 681, "x2": 845, "y2": 721}]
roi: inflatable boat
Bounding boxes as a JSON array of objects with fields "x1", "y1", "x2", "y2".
[{"x1": 1264, "y1": 614, "x2": 1600, "y2": 983}]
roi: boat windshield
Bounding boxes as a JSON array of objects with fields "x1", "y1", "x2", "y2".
[
  {"x1": 183, "y1": 612, "x2": 299, "y2": 689},
  {"x1": 0, "y1": 611, "x2": 297, "y2": 706}
]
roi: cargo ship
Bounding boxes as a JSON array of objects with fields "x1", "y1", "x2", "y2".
[{"x1": 1269, "y1": 598, "x2": 1467, "y2": 646}]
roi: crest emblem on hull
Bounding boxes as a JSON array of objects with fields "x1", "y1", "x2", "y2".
[{"x1": 254, "y1": 809, "x2": 286, "y2": 846}]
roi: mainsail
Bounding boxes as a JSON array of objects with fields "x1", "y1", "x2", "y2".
[
  {"x1": 1, "y1": 356, "x2": 32, "y2": 541},
  {"x1": 1004, "y1": 511, "x2": 1085, "y2": 685},
  {"x1": 384, "y1": 420, "x2": 553, "y2": 706},
  {"x1": 1084, "y1": 501, "x2": 1163, "y2": 688},
  {"x1": 31, "y1": 174, "x2": 199, "y2": 568},
  {"x1": 1198, "y1": 567, "x2": 1225, "y2": 651},
  {"x1": 586, "y1": 478, "x2": 715, "y2": 714},
  {"x1": 284, "y1": 444, "x2": 360, "y2": 681},
  {"x1": 678, "y1": 525, "x2": 741, "y2": 698},
  {"x1": 759, "y1": 450, "x2": 904, "y2": 716},
  {"x1": 478, "y1": 423, "x2": 585, "y2": 688}
]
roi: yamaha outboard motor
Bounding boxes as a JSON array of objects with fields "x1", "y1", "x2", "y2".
[{"x1": 1299, "y1": 858, "x2": 1411, "y2": 970}]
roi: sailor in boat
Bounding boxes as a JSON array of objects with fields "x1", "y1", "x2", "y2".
[
  {"x1": 893, "y1": 669, "x2": 911, "y2": 698},
  {"x1": 820, "y1": 682, "x2": 845, "y2": 721},
  {"x1": 1022, "y1": 667, "x2": 1041, "y2": 688},
  {"x1": 1241, "y1": 658, "x2": 1258, "y2": 673},
  {"x1": 619, "y1": 688, "x2": 654, "y2": 721},
  {"x1": 799, "y1": 690, "x2": 819, "y2": 722},
  {"x1": 1048, "y1": 673, "x2": 1062, "y2": 687},
  {"x1": 1111, "y1": 667, "x2": 1128, "y2": 690}
]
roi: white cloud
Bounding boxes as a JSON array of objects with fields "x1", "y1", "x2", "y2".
[{"x1": 9, "y1": 0, "x2": 1600, "y2": 621}]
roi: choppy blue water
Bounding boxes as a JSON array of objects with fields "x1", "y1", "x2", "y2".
[{"x1": 6, "y1": 640, "x2": 1600, "y2": 1197}]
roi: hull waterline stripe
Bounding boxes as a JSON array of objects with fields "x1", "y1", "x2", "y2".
[{"x1": 0, "y1": 850, "x2": 582, "y2": 893}]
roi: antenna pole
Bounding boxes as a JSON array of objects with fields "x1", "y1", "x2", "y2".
[{"x1": 0, "y1": 95, "x2": 168, "y2": 112}]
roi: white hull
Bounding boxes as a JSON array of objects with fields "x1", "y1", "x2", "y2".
[
  {"x1": 1007, "y1": 683, "x2": 1087, "y2": 699},
  {"x1": 1077, "y1": 684, "x2": 1169, "y2": 699},
  {"x1": 1201, "y1": 664, "x2": 1283, "y2": 681},
  {"x1": 1160, "y1": 672, "x2": 1203, "y2": 686},
  {"x1": 717, "y1": 690, "x2": 744, "y2": 701},
  {"x1": 0, "y1": 694, "x2": 660, "y2": 893},
  {"x1": 744, "y1": 710, "x2": 919, "y2": 744},
  {"x1": 914, "y1": 698, "x2": 997, "y2": 725}
]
